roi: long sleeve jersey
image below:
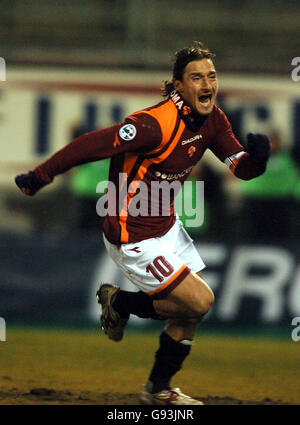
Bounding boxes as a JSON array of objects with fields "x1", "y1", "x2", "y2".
[{"x1": 33, "y1": 91, "x2": 266, "y2": 244}]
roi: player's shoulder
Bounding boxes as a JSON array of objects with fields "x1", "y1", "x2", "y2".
[
  {"x1": 127, "y1": 98, "x2": 176, "y2": 124},
  {"x1": 118, "y1": 100, "x2": 173, "y2": 147},
  {"x1": 208, "y1": 104, "x2": 231, "y2": 128},
  {"x1": 127, "y1": 98, "x2": 178, "y2": 142},
  {"x1": 211, "y1": 104, "x2": 227, "y2": 119},
  {"x1": 142, "y1": 97, "x2": 172, "y2": 113}
]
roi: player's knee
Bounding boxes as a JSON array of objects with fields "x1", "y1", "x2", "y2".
[
  {"x1": 202, "y1": 288, "x2": 215, "y2": 314},
  {"x1": 167, "y1": 272, "x2": 214, "y2": 319},
  {"x1": 191, "y1": 287, "x2": 214, "y2": 317}
]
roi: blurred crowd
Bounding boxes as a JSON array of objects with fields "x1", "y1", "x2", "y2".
[{"x1": 237, "y1": 130, "x2": 300, "y2": 242}]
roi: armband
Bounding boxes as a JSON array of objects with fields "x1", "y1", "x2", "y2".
[{"x1": 224, "y1": 151, "x2": 247, "y2": 172}]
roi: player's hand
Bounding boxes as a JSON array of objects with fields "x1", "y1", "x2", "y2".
[
  {"x1": 246, "y1": 133, "x2": 271, "y2": 164},
  {"x1": 15, "y1": 171, "x2": 43, "y2": 196}
]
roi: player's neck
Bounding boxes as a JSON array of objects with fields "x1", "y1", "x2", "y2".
[{"x1": 169, "y1": 90, "x2": 208, "y2": 131}]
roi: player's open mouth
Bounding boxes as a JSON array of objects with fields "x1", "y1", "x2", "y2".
[{"x1": 198, "y1": 94, "x2": 212, "y2": 107}]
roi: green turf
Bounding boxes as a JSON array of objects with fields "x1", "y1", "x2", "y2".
[{"x1": 0, "y1": 324, "x2": 299, "y2": 404}]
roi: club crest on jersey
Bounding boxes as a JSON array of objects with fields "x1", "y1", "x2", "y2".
[
  {"x1": 119, "y1": 124, "x2": 137, "y2": 141},
  {"x1": 187, "y1": 145, "x2": 196, "y2": 158},
  {"x1": 182, "y1": 105, "x2": 192, "y2": 115}
]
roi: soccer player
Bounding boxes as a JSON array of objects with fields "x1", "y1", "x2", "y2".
[{"x1": 15, "y1": 41, "x2": 270, "y2": 405}]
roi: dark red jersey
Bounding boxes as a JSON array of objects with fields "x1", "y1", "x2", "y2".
[{"x1": 34, "y1": 91, "x2": 265, "y2": 244}]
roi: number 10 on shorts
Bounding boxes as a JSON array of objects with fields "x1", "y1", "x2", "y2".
[{"x1": 146, "y1": 256, "x2": 175, "y2": 282}]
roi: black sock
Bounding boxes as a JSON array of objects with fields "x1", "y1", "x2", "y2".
[
  {"x1": 112, "y1": 290, "x2": 163, "y2": 320},
  {"x1": 147, "y1": 331, "x2": 192, "y2": 393}
]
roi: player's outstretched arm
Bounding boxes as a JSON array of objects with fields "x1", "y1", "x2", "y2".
[
  {"x1": 14, "y1": 126, "x2": 119, "y2": 196},
  {"x1": 14, "y1": 114, "x2": 162, "y2": 196},
  {"x1": 210, "y1": 109, "x2": 271, "y2": 181},
  {"x1": 14, "y1": 124, "x2": 129, "y2": 196}
]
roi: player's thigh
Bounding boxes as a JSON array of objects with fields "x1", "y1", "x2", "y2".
[{"x1": 165, "y1": 270, "x2": 214, "y2": 315}]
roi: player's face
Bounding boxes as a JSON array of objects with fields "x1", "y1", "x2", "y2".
[{"x1": 174, "y1": 59, "x2": 218, "y2": 116}]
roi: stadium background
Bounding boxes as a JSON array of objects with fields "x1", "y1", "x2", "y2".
[{"x1": 0, "y1": 0, "x2": 300, "y2": 406}]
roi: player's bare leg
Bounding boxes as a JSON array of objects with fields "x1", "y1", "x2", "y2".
[
  {"x1": 97, "y1": 271, "x2": 213, "y2": 339},
  {"x1": 97, "y1": 271, "x2": 212, "y2": 341},
  {"x1": 140, "y1": 272, "x2": 212, "y2": 405},
  {"x1": 153, "y1": 271, "x2": 214, "y2": 320},
  {"x1": 97, "y1": 271, "x2": 213, "y2": 404},
  {"x1": 154, "y1": 272, "x2": 208, "y2": 339}
]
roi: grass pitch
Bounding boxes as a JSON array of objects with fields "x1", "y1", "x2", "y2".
[{"x1": 0, "y1": 324, "x2": 299, "y2": 405}]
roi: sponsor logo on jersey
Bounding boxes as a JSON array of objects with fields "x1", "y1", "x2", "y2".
[
  {"x1": 181, "y1": 134, "x2": 202, "y2": 145},
  {"x1": 154, "y1": 166, "x2": 194, "y2": 180},
  {"x1": 119, "y1": 124, "x2": 137, "y2": 141}
]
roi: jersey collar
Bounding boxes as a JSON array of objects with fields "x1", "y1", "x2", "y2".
[{"x1": 169, "y1": 90, "x2": 208, "y2": 131}]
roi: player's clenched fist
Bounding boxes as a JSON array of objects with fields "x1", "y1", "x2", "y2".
[
  {"x1": 246, "y1": 133, "x2": 271, "y2": 164},
  {"x1": 15, "y1": 171, "x2": 43, "y2": 196}
]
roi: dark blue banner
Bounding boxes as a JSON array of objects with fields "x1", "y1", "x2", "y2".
[{"x1": 1, "y1": 231, "x2": 299, "y2": 325}]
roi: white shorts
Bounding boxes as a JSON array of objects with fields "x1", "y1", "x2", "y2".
[{"x1": 103, "y1": 218, "x2": 205, "y2": 299}]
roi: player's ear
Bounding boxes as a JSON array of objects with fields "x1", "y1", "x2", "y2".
[{"x1": 173, "y1": 79, "x2": 184, "y2": 94}]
